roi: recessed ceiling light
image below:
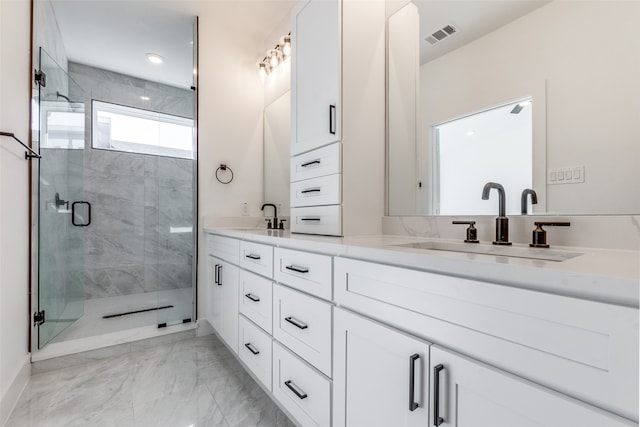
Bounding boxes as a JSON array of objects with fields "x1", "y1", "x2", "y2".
[
  {"x1": 465, "y1": 131, "x2": 475, "y2": 136},
  {"x1": 146, "y1": 53, "x2": 164, "y2": 64},
  {"x1": 140, "y1": 96, "x2": 150, "y2": 101}
]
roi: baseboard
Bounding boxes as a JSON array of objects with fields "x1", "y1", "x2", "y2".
[{"x1": 0, "y1": 354, "x2": 31, "y2": 427}]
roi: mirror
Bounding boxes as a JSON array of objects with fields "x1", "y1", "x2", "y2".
[
  {"x1": 388, "y1": 0, "x2": 640, "y2": 216},
  {"x1": 264, "y1": 91, "x2": 291, "y2": 218}
]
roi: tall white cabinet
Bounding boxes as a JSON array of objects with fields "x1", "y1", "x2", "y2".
[{"x1": 290, "y1": 0, "x2": 385, "y2": 236}]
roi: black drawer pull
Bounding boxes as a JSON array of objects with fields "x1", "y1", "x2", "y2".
[
  {"x1": 244, "y1": 343, "x2": 260, "y2": 355},
  {"x1": 214, "y1": 264, "x2": 222, "y2": 285},
  {"x1": 245, "y1": 253, "x2": 261, "y2": 260},
  {"x1": 409, "y1": 353, "x2": 420, "y2": 411},
  {"x1": 301, "y1": 188, "x2": 321, "y2": 194},
  {"x1": 300, "y1": 217, "x2": 321, "y2": 222},
  {"x1": 301, "y1": 159, "x2": 321, "y2": 168},
  {"x1": 329, "y1": 104, "x2": 336, "y2": 135},
  {"x1": 284, "y1": 380, "x2": 308, "y2": 400},
  {"x1": 285, "y1": 316, "x2": 308, "y2": 330},
  {"x1": 433, "y1": 364, "x2": 445, "y2": 426},
  {"x1": 285, "y1": 265, "x2": 309, "y2": 274},
  {"x1": 245, "y1": 293, "x2": 260, "y2": 302}
]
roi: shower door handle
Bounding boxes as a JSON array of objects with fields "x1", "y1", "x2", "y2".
[{"x1": 71, "y1": 201, "x2": 91, "y2": 227}]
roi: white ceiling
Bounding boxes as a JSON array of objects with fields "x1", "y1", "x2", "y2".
[
  {"x1": 415, "y1": 0, "x2": 550, "y2": 65},
  {"x1": 50, "y1": 0, "x2": 296, "y2": 89}
]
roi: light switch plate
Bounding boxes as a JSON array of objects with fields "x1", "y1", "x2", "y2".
[{"x1": 548, "y1": 165, "x2": 584, "y2": 185}]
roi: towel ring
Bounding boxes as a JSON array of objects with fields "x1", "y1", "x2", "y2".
[{"x1": 215, "y1": 164, "x2": 234, "y2": 184}]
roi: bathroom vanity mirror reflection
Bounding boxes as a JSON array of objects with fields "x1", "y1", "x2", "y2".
[
  {"x1": 264, "y1": 91, "x2": 291, "y2": 218},
  {"x1": 387, "y1": 0, "x2": 640, "y2": 216}
]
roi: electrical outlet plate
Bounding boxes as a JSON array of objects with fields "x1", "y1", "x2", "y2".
[
  {"x1": 241, "y1": 202, "x2": 249, "y2": 216},
  {"x1": 548, "y1": 165, "x2": 584, "y2": 185}
]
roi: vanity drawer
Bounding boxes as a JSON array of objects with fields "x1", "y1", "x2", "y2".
[
  {"x1": 239, "y1": 270, "x2": 273, "y2": 334},
  {"x1": 291, "y1": 173, "x2": 341, "y2": 207},
  {"x1": 273, "y1": 284, "x2": 332, "y2": 376},
  {"x1": 290, "y1": 205, "x2": 341, "y2": 236},
  {"x1": 207, "y1": 234, "x2": 239, "y2": 264},
  {"x1": 274, "y1": 247, "x2": 332, "y2": 301},
  {"x1": 334, "y1": 257, "x2": 639, "y2": 421},
  {"x1": 239, "y1": 314, "x2": 273, "y2": 392},
  {"x1": 272, "y1": 341, "x2": 331, "y2": 427},
  {"x1": 239, "y1": 240, "x2": 273, "y2": 278},
  {"x1": 291, "y1": 141, "x2": 341, "y2": 182}
]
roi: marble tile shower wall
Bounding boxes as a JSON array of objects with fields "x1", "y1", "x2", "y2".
[{"x1": 65, "y1": 62, "x2": 195, "y2": 300}]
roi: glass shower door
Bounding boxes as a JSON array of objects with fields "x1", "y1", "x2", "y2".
[{"x1": 37, "y1": 48, "x2": 87, "y2": 348}]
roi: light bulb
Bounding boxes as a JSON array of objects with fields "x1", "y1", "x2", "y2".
[
  {"x1": 269, "y1": 49, "x2": 280, "y2": 68},
  {"x1": 258, "y1": 62, "x2": 267, "y2": 79},
  {"x1": 282, "y1": 35, "x2": 291, "y2": 57}
]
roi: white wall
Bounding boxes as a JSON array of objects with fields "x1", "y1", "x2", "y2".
[
  {"x1": 421, "y1": 1, "x2": 640, "y2": 214},
  {"x1": 0, "y1": 0, "x2": 32, "y2": 424}
]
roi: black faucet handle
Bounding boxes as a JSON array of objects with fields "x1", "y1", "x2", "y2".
[
  {"x1": 530, "y1": 222, "x2": 570, "y2": 248},
  {"x1": 452, "y1": 221, "x2": 479, "y2": 243},
  {"x1": 265, "y1": 219, "x2": 272, "y2": 229},
  {"x1": 278, "y1": 219, "x2": 287, "y2": 230}
]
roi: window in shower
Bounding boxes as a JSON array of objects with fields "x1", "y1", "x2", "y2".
[
  {"x1": 92, "y1": 100, "x2": 194, "y2": 159},
  {"x1": 41, "y1": 105, "x2": 85, "y2": 149}
]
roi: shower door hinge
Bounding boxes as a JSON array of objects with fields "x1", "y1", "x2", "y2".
[
  {"x1": 33, "y1": 310, "x2": 45, "y2": 326},
  {"x1": 34, "y1": 69, "x2": 46, "y2": 87}
]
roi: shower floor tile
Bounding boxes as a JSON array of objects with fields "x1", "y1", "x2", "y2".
[
  {"x1": 7, "y1": 334, "x2": 296, "y2": 427},
  {"x1": 51, "y1": 289, "x2": 193, "y2": 344}
]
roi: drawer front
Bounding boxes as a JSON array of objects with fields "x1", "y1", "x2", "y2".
[
  {"x1": 335, "y1": 257, "x2": 639, "y2": 421},
  {"x1": 290, "y1": 205, "x2": 341, "y2": 236},
  {"x1": 207, "y1": 234, "x2": 240, "y2": 264},
  {"x1": 239, "y1": 240, "x2": 274, "y2": 278},
  {"x1": 272, "y1": 341, "x2": 331, "y2": 427},
  {"x1": 239, "y1": 270, "x2": 273, "y2": 334},
  {"x1": 274, "y1": 247, "x2": 332, "y2": 301},
  {"x1": 291, "y1": 142, "x2": 341, "y2": 182},
  {"x1": 273, "y1": 284, "x2": 332, "y2": 376},
  {"x1": 239, "y1": 315, "x2": 273, "y2": 392},
  {"x1": 291, "y1": 174, "x2": 341, "y2": 207}
]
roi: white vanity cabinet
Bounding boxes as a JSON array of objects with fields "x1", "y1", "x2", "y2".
[
  {"x1": 333, "y1": 308, "x2": 431, "y2": 427},
  {"x1": 206, "y1": 234, "x2": 241, "y2": 354},
  {"x1": 429, "y1": 346, "x2": 635, "y2": 427},
  {"x1": 291, "y1": 0, "x2": 340, "y2": 155},
  {"x1": 333, "y1": 257, "x2": 639, "y2": 424}
]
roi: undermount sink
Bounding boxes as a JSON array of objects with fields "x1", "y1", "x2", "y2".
[{"x1": 393, "y1": 241, "x2": 582, "y2": 262}]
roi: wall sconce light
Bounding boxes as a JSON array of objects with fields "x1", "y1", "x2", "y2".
[{"x1": 258, "y1": 32, "x2": 291, "y2": 79}]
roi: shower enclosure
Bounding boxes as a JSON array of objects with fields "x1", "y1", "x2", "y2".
[{"x1": 33, "y1": 47, "x2": 197, "y2": 351}]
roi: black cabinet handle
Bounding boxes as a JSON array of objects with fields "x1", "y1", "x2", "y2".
[
  {"x1": 301, "y1": 188, "x2": 321, "y2": 194},
  {"x1": 409, "y1": 353, "x2": 420, "y2": 411},
  {"x1": 284, "y1": 380, "x2": 308, "y2": 400},
  {"x1": 216, "y1": 265, "x2": 222, "y2": 285},
  {"x1": 244, "y1": 342, "x2": 260, "y2": 355},
  {"x1": 214, "y1": 264, "x2": 220, "y2": 284},
  {"x1": 285, "y1": 316, "x2": 308, "y2": 330},
  {"x1": 71, "y1": 201, "x2": 91, "y2": 226},
  {"x1": 245, "y1": 293, "x2": 260, "y2": 302},
  {"x1": 329, "y1": 104, "x2": 336, "y2": 135},
  {"x1": 300, "y1": 217, "x2": 321, "y2": 222},
  {"x1": 301, "y1": 159, "x2": 321, "y2": 168},
  {"x1": 433, "y1": 364, "x2": 445, "y2": 426},
  {"x1": 245, "y1": 254, "x2": 261, "y2": 260},
  {"x1": 285, "y1": 265, "x2": 309, "y2": 274}
]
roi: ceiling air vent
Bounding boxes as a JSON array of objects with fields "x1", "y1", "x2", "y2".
[{"x1": 425, "y1": 24, "x2": 458, "y2": 45}]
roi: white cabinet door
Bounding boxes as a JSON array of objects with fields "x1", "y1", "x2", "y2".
[
  {"x1": 292, "y1": 0, "x2": 340, "y2": 155},
  {"x1": 430, "y1": 345, "x2": 635, "y2": 427},
  {"x1": 333, "y1": 308, "x2": 431, "y2": 427},
  {"x1": 208, "y1": 256, "x2": 224, "y2": 334},
  {"x1": 210, "y1": 256, "x2": 239, "y2": 354}
]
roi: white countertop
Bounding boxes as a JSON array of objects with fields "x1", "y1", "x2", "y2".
[{"x1": 204, "y1": 226, "x2": 640, "y2": 308}]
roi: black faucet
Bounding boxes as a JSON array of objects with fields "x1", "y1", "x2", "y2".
[
  {"x1": 261, "y1": 203, "x2": 278, "y2": 229},
  {"x1": 481, "y1": 182, "x2": 511, "y2": 245},
  {"x1": 521, "y1": 189, "x2": 538, "y2": 215}
]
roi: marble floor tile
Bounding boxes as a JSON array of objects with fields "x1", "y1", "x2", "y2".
[{"x1": 7, "y1": 334, "x2": 295, "y2": 427}]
